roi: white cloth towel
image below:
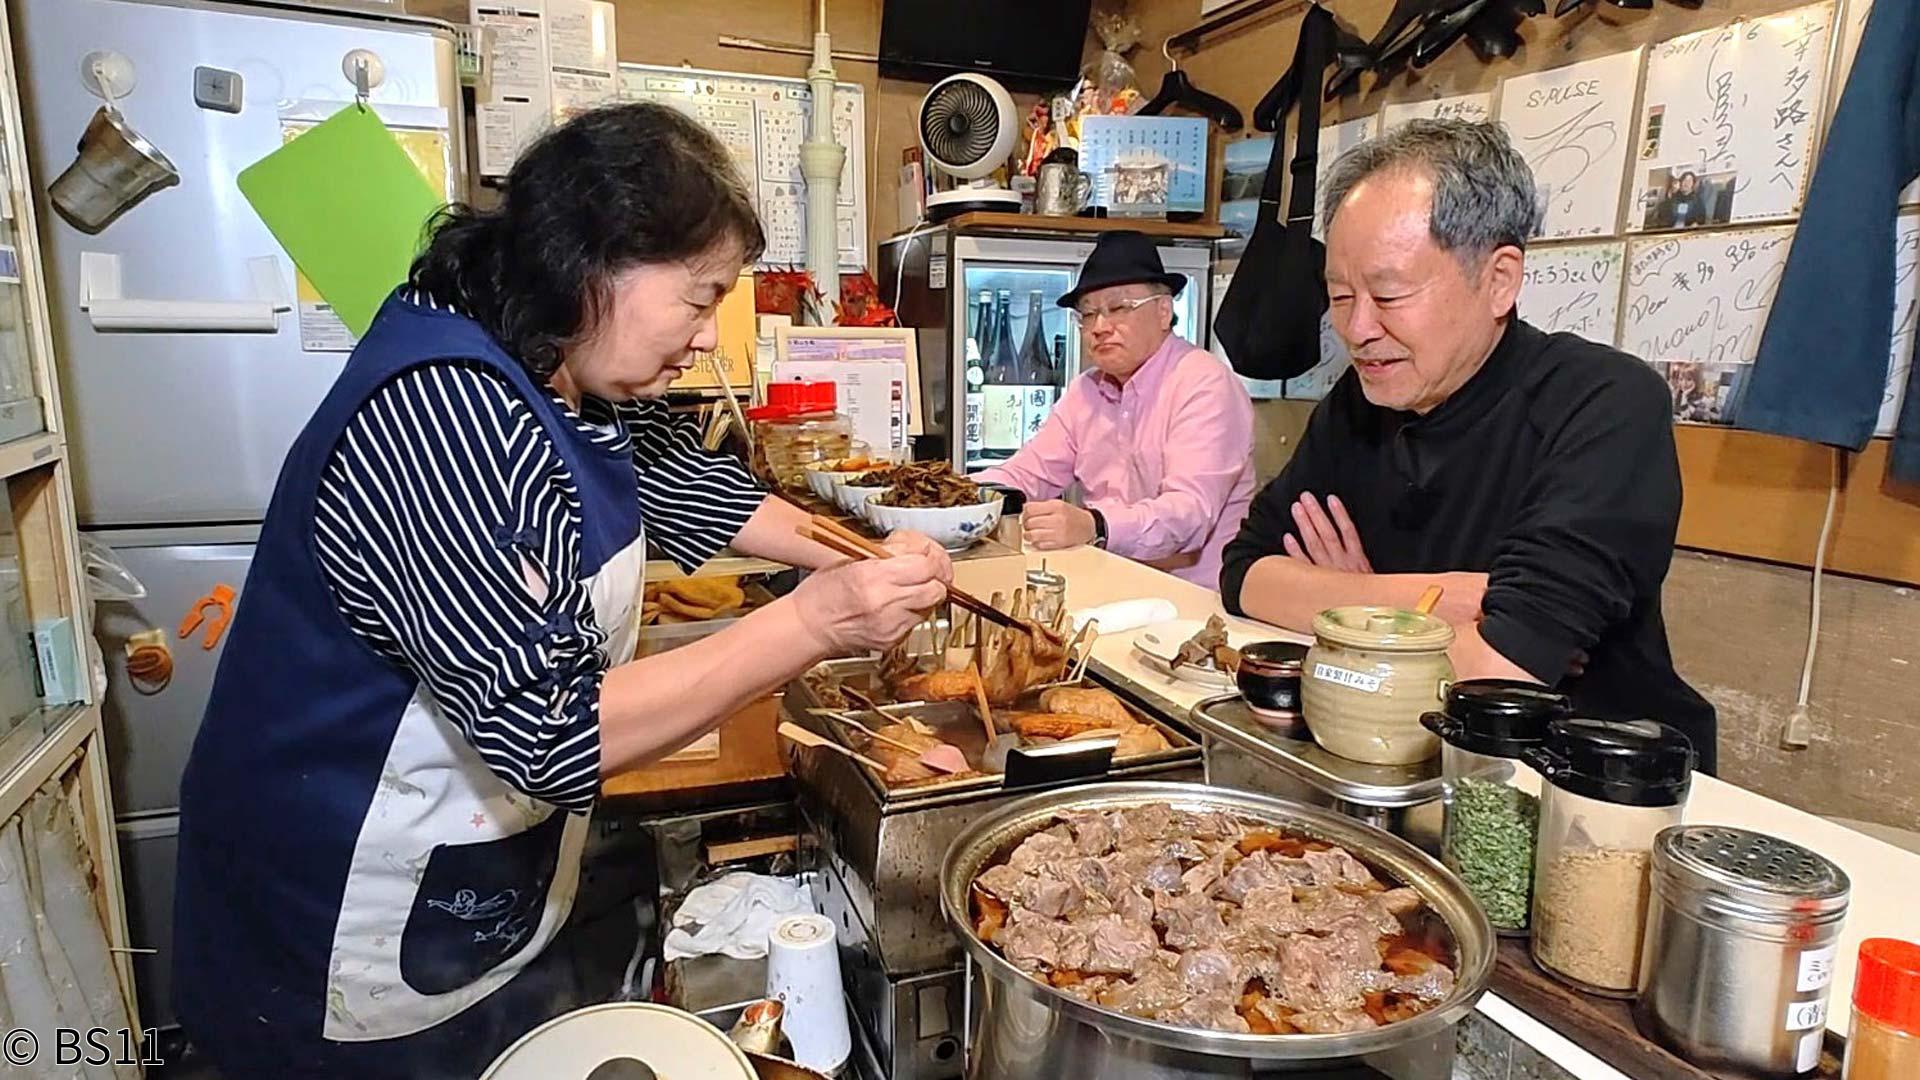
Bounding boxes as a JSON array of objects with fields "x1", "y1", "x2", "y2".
[
  {"x1": 1069, "y1": 598, "x2": 1179, "y2": 636},
  {"x1": 662, "y1": 872, "x2": 811, "y2": 961}
]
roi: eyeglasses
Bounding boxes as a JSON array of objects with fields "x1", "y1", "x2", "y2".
[{"x1": 1069, "y1": 295, "x2": 1165, "y2": 328}]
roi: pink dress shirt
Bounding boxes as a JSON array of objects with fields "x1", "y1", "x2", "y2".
[{"x1": 977, "y1": 334, "x2": 1256, "y2": 589}]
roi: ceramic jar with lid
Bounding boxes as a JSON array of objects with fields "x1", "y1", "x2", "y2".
[
  {"x1": 1524, "y1": 718, "x2": 1695, "y2": 996},
  {"x1": 1421, "y1": 680, "x2": 1571, "y2": 935},
  {"x1": 1301, "y1": 605, "x2": 1455, "y2": 766}
]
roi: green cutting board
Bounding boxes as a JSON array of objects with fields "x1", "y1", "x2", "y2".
[{"x1": 237, "y1": 104, "x2": 446, "y2": 337}]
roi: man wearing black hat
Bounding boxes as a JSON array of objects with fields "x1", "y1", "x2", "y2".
[{"x1": 977, "y1": 231, "x2": 1256, "y2": 587}]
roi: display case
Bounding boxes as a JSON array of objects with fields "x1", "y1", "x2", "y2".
[{"x1": 880, "y1": 214, "x2": 1220, "y2": 473}]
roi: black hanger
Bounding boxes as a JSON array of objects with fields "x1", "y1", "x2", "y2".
[
  {"x1": 1324, "y1": 19, "x2": 1380, "y2": 101},
  {"x1": 1462, "y1": 0, "x2": 1528, "y2": 62},
  {"x1": 1371, "y1": 0, "x2": 1481, "y2": 74},
  {"x1": 1557, "y1": 0, "x2": 1652, "y2": 15},
  {"x1": 1413, "y1": 0, "x2": 1494, "y2": 67},
  {"x1": 1139, "y1": 40, "x2": 1245, "y2": 131}
]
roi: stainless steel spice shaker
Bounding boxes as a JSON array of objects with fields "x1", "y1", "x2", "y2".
[
  {"x1": 1636, "y1": 825, "x2": 1850, "y2": 1077},
  {"x1": 1026, "y1": 565, "x2": 1066, "y2": 626}
]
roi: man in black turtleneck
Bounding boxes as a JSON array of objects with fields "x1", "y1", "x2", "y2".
[{"x1": 1219, "y1": 120, "x2": 1716, "y2": 771}]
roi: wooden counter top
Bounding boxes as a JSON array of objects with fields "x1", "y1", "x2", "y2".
[{"x1": 601, "y1": 695, "x2": 788, "y2": 813}]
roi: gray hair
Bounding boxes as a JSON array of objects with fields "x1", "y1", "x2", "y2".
[{"x1": 1320, "y1": 119, "x2": 1542, "y2": 264}]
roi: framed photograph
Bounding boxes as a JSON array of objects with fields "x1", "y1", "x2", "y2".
[{"x1": 774, "y1": 324, "x2": 924, "y2": 440}]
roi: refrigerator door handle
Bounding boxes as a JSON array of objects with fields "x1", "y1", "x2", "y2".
[{"x1": 79, "y1": 251, "x2": 290, "y2": 332}]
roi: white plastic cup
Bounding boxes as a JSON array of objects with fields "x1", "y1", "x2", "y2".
[{"x1": 764, "y1": 913, "x2": 850, "y2": 1075}]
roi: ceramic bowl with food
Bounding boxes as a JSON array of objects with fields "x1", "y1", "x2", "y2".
[
  {"x1": 803, "y1": 456, "x2": 878, "y2": 503},
  {"x1": 834, "y1": 481, "x2": 893, "y2": 517},
  {"x1": 864, "y1": 492, "x2": 1004, "y2": 550}
]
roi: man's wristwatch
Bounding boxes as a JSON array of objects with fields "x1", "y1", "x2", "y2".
[{"x1": 1089, "y1": 507, "x2": 1109, "y2": 549}]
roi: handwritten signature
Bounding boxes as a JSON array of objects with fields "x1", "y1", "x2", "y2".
[{"x1": 1520, "y1": 101, "x2": 1621, "y2": 233}]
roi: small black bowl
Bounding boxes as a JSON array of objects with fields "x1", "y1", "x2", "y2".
[{"x1": 1236, "y1": 641, "x2": 1309, "y2": 724}]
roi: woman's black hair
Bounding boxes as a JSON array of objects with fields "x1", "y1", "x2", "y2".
[{"x1": 408, "y1": 102, "x2": 765, "y2": 377}]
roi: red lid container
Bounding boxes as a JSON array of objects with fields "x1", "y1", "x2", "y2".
[
  {"x1": 746, "y1": 379, "x2": 838, "y2": 420},
  {"x1": 1855, "y1": 938, "x2": 1920, "y2": 1034}
]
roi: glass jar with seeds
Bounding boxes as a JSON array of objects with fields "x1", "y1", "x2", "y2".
[
  {"x1": 1421, "y1": 680, "x2": 1570, "y2": 936},
  {"x1": 1525, "y1": 718, "x2": 1695, "y2": 996}
]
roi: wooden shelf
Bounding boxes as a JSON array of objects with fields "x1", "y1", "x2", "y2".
[
  {"x1": 0, "y1": 701, "x2": 92, "y2": 825},
  {"x1": 1491, "y1": 937, "x2": 1843, "y2": 1079},
  {"x1": 0, "y1": 430, "x2": 60, "y2": 483},
  {"x1": 928, "y1": 212, "x2": 1227, "y2": 241}
]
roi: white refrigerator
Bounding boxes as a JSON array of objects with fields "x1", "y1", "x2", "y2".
[{"x1": 10, "y1": 0, "x2": 466, "y2": 1028}]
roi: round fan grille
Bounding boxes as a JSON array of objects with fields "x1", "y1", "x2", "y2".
[{"x1": 921, "y1": 79, "x2": 1001, "y2": 169}]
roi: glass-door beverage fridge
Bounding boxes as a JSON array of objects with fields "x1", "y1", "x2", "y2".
[{"x1": 880, "y1": 223, "x2": 1215, "y2": 473}]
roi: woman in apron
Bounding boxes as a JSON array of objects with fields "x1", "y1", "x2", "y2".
[{"x1": 172, "y1": 102, "x2": 950, "y2": 1078}]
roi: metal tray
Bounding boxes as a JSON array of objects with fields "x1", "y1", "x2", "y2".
[
  {"x1": 788, "y1": 658, "x2": 1200, "y2": 807},
  {"x1": 1188, "y1": 694, "x2": 1442, "y2": 809},
  {"x1": 636, "y1": 581, "x2": 777, "y2": 656}
]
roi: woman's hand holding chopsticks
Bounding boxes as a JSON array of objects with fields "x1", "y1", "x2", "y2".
[{"x1": 789, "y1": 550, "x2": 949, "y2": 653}]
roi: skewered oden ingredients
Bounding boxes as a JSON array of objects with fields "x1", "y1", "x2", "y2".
[
  {"x1": 971, "y1": 804, "x2": 1455, "y2": 1035},
  {"x1": 1172, "y1": 615, "x2": 1232, "y2": 674}
]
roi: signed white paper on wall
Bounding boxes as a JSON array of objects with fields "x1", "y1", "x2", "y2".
[
  {"x1": 1623, "y1": 225, "x2": 1795, "y2": 366},
  {"x1": 1497, "y1": 50, "x2": 1644, "y2": 240},
  {"x1": 1314, "y1": 115, "x2": 1381, "y2": 240},
  {"x1": 1518, "y1": 241, "x2": 1626, "y2": 346},
  {"x1": 1378, "y1": 93, "x2": 1493, "y2": 133},
  {"x1": 1284, "y1": 313, "x2": 1354, "y2": 402},
  {"x1": 1627, "y1": 3, "x2": 1835, "y2": 233}
]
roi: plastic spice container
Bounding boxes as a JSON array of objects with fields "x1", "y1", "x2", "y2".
[
  {"x1": 1420, "y1": 680, "x2": 1570, "y2": 935},
  {"x1": 1845, "y1": 939, "x2": 1920, "y2": 1080},
  {"x1": 1635, "y1": 826, "x2": 1849, "y2": 1076},
  {"x1": 746, "y1": 380, "x2": 852, "y2": 494},
  {"x1": 1524, "y1": 718, "x2": 1695, "y2": 996}
]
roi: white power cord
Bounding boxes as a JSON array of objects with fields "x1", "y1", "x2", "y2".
[
  {"x1": 889, "y1": 219, "x2": 935, "y2": 316},
  {"x1": 1780, "y1": 449, "x2": 1842, "y2": 749}
]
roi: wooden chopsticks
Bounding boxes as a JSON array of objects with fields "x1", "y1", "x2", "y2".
[{"x1": 796, "y1": 514, "x2": 1025, "y2": 632}]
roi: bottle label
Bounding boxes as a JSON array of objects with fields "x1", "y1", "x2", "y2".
[
  {"x1": 964, "y1": 392, "x2": 984, "y2": 454},
  {"x1": 1020, "y1": 384, "x2": 1056, "y2": 439},
  {"x1": 1796, "y1": 1031, "x2": 1820, "y2": 1073},
  {"x1": 1796, "y1": 944, "x2": 1837, "y2": 992},
  {"x1": 1782, "y1": 997, "x2": 1827, "y2": 1032},
  {"x1": 981, "y1": 386, "x2": 1023, "y2": 451}
]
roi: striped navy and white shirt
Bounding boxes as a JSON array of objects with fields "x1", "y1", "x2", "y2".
[{"x1": 312, "y1": 320, "x2": 763, "y2": 811}]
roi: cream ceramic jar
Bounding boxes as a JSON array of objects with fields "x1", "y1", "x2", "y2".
[{"x1": 1302, "y1": 606, "x2": 1456, "y2": 765}]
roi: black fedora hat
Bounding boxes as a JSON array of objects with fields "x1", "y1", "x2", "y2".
[{"x1": 1057, "y1": 230, "x2": 1188, "y2": 309}]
